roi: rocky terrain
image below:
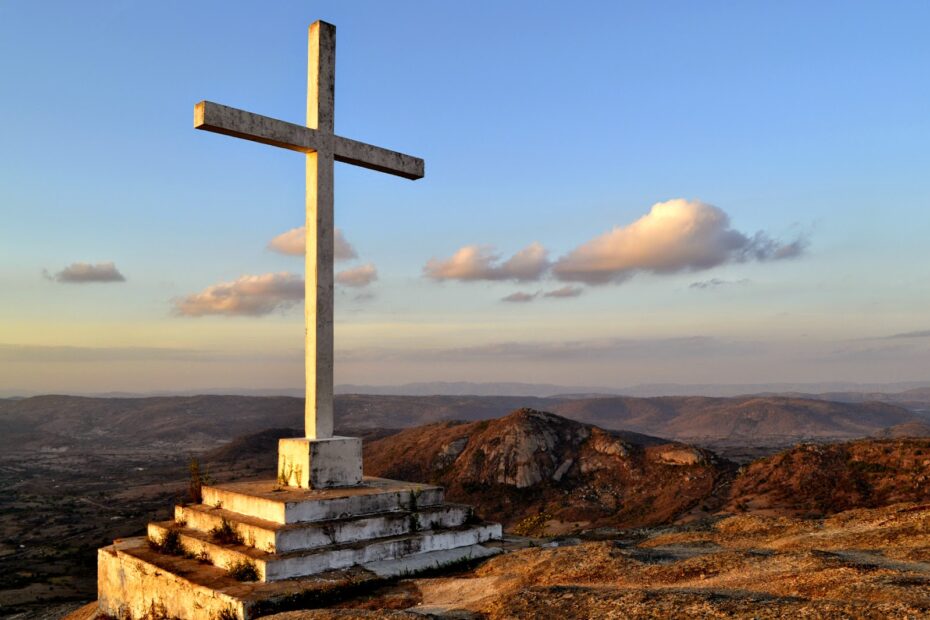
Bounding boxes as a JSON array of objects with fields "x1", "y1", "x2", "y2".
[
  {"x1": 364, "y1": 409, "x2": 734, "y2": 531},
  {"x1": 240, "y1": 501, "x2": 930, "y2": 619},
  {"x1": 725, "y1": 437, "x2": 930, "y2": 515},
  {"x1": 5, "y1": 398, "x2": 930, "y2": 617}
]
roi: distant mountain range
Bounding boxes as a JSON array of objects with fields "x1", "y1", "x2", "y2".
[
  {"x1": 1, "y1": 392, "x2": 926, "y2": 454},
  {"x1": 5, "y1": 379, "x2": 930, "y2": 399}
]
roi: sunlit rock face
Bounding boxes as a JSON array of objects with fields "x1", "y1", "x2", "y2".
[
  {"x1": 451, "y1": 409, "x2": 609, "y2": 488},
  {"x1": 364, "y1": 408, "x2": 733, "y2": 531}
]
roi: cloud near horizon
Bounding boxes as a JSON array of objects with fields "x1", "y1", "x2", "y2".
[
  {"x1": 424, "y1": 242, "x2": 549, "y2": 282},
  {"x1": 503, "y1": 286, "x2": 584, "y2": 303},
  {"x1": 501, "y1": 291, "x2": 538, "y2": 303},
  {"x1": 46, "y1": 262, "x2": 125, "y2": 283},
  {"x1": 689, "y1": 278, "x2": 750, "y2": 290},
  {"x1": 424, "y1": 200, "x2": 806, "y2": 289},
  {"x1": 553, "y1": 199, "x2": 806, "y2": 284},
  {"x1": 336, "y1": 263, "x2": 378, "y2": 288},
  {"x1": 268, "y1": 226, "x2": 358, "y2": 261},
  {"x1": 544, "y1": 285, "x2": 583, "y2": 298},
  {"x1": 174, "y1": 272, "x2": 303, "y2": 317}
]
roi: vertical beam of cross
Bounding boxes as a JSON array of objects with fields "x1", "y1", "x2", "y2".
[
  {"x1": 306, "y1": 22, "x2": 336, "y2": 440},
  {"x1": 193, "y1": 20, "x2": 423, "y2": 445}
]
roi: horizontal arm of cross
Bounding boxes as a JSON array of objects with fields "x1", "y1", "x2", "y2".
[{"x1": 194, "y1": 101, "x2": 424, "y2": 180}]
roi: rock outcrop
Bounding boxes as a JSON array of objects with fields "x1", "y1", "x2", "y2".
[{"x1": 364, "y1": 408, "x2": 735, "y2": 531}]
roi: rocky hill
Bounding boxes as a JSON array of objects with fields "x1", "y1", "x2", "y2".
[
  {"x1": 364, "y1": 408, "x2": 735, "y2": 530},
  {"x1": 725, "y1": 437, "x2": 930, "y2": 515}
]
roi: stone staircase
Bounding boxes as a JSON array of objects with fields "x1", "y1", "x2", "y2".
[{"x1": 98, "y1": 477, "x2": 501, "y2": 618}]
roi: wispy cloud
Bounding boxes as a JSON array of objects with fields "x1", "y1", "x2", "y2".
[
  {"x1": 877, "y1": 330, "x2": 930, "y2": 340},
  {"x1": 424, "y1": 242, "x2": 549, "y2": 282},
  {"x1": 268, "y1": 226, "x2": 358, "y2": 261},
  {"x1": 502, "y1": 286, "x2": 583, "y2": 303},
  {"x1": 501, "y1": 291, "x2": 538, "y2": 303},
  {"x1": 543, "y1": 285, "x2": 583, "y2": 298},
  {"x1": 45, "y1": 262, "x2": 125, "y2": 283},
  {"x1": 338, "y1": 336, "x2": 750, "y2": 364},
  {"x1": 336, "y1": 263, "x2": 378, "y2": 288},
  {"x1": 552, "y1": 199, "x2": 806, "y2": 285},
  {"x1": 174, "y1": 272, "x2": 303, "y2": 317},
  {"x1": 689, "y1": 278, "x2": 750, "y2": 290}
]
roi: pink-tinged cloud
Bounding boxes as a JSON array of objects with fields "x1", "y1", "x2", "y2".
[
  {"x1": 268, "y1": 226, "x2": 358, "y2": 261},
  {"x1": 553, "y1": 199, "x2": 806, "y2": 285},
  {"x1": 47, "y1": 261, "x2": 126, "y2": 283},
  {"x1": 543, "y1": 285, "x2": 583, "y2": 298},
  {"x1": 336, "y1": 263, "x2": 378, "y2": 288},
  {"x1": 424, "y1": 242, "x2": 549, "y2": 282},
  {"x1": 174, "y1": 272, "x2": 303, "y2": 317},
  {"x1": 501, "y1": 291, "x2": 538, "y2": 303}
]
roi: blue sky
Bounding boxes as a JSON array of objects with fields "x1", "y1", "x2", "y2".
[{"x1": 2, "y1": 1, "x2": 930, "y2": 393}]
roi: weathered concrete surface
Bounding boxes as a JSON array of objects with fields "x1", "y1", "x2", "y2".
[
  {"x1": 278, "y1": 436, "x2": 362, "y2": 489},
  {"x1": 96, "y1": 536, "x2": 371, "y2": 619},
  {"x1": 150, "y1": 521, "x2": 501, "y2": 581},
  {"x1": 96, "y1": 534, "x2": 501, "y2": 618},
  {"x1": 362, "y1": 544, "x2": 501, "y2": 578},
  {"x1": 202, "y1": 477, "x2": 444, "y2": 525},
  {"x1": 194, "y1": 101, "x2": 424, "y2": 180},
  {"x1": 98, "y1": 538, "x2": 246, "y2": 619},
  {"x1": 177, "y1": 502, "x2": 473, "y2": 553}
]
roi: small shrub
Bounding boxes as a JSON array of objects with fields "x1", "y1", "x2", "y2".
[
  {"x1": 227, "y1": 558, "x2": 259, "y2": 582},
  {"x1": 210, "y1": 518, "x2": 243, "y2": 545},
  {"x1": 148, "y1": 528, "x2": 186, "y2": 556},
  {"x1": 512, "y1": 511, "x2": 552, "y2": 537},
  {"x1": 214, "y1": 607, "x2": 238, "y2": 620}
]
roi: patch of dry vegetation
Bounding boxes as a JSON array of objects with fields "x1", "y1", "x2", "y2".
[{"x1": 409, "y1": 502, "x2": 930, "y2": 618}]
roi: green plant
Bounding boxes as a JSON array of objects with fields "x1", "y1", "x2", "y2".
[
  {"x1": 195, "y1": 549, "x2": 211, "y2": 564},
  {"x1": 210, "y1": 518, "x2": 243, "y2": 545},
  {"x1": 227, "y1": 558, "x2": 259, "y2": 582}
]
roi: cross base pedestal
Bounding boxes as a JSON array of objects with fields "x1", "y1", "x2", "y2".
[{"x1": 277, "y1": 436, "x2": 362, "y2": 489}]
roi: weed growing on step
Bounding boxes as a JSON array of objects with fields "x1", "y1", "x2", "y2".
[
  {"x1": 210, "y1": 518, "x2": 243, "y2": 545},
  {"x1": 322, "y1": 523, "x2": 338, "y2": 545},
  {"x1": 147, "y1": 528, "x2": 186, "y2": 557},
  {"x1": 408, "y1": 487, "x2": 422, "y2": 512},
  {"x1": 214, "y1": 607, "x2": 238, "y2": 620},
  {"x1": 278, "y1": 457, "x2": 294, "y2": 486},
  {"x1": 226, "y1": 558, "x2": 259, "y2": 582}
]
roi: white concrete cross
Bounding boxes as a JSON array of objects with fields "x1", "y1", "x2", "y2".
[{"x1": 194, "y1": 21, "x2": 424, "y2": 444}]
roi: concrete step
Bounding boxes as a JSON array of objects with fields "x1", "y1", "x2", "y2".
[
  {"x1": 175, "y1": 502, "x2": 474, "y2": 553},
  {"x1": 201, "y1": 476, "x2": 444, "y2": 525},
  {"x1": 98, "y1": 536, "x2": 502, "y2": 620},
  {"x1": 148, "y1": 520, "x2": 502, "y2": 582}
]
